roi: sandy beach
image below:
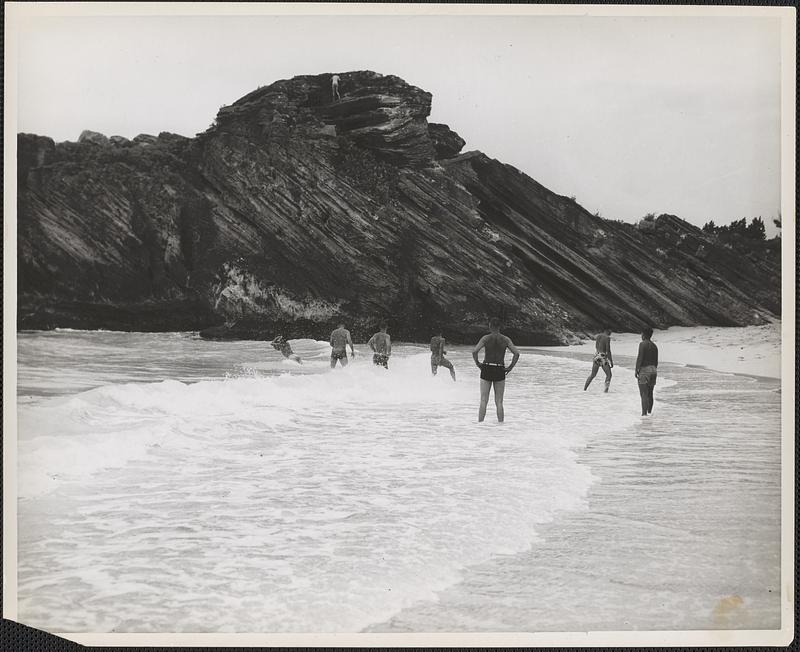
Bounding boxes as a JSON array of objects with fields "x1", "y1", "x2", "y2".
[{"x1": 536, "y1": 322, "x2": 782, "y2": 379}]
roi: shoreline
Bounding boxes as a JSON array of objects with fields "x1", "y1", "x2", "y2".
[
  {"x1": 529, "y1": 348, "x2": 781, "y2": 383},
  {"x1": 531, "y1": 322, "x2": 781, "y2": 380},
  {"x1": 366, "y1": 359, "x2": 782, "y2": 632}
]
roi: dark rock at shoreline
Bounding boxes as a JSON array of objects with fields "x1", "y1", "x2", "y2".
[{"x1": 17, "y1": 71, "x2": 781, "y2": 343}]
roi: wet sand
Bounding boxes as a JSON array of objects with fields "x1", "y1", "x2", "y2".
[{"x1": 367, "y1": 358, "x2": 782, "y2": 632}]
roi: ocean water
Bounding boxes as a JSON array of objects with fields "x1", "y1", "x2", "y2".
[{"x1": 15, "y1": 331, "x2": 781, "y2": 633}]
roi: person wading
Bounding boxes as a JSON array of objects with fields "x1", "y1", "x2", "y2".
[
  {"x1": 472, "y1": 318, "x2": 520, "y2": 422},
  {"x1": 430, "y1": 329, "x2": 456, "y2": 381},
  {"x1": 329, "y1": 322, "x2": 355, "y2": 368},
  {"x1": 367, "y1": 323, "x2": 392, "y2": 369},
  {"x1": 635, "y1": 326, "x2": 659, "y2": 416},
  {"x1": 584, "y1": 327, "x2": 614, "y2": 392}
]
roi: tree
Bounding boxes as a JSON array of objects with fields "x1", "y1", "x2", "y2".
[
  {"x1": 746, "y1": 216, "x2": 766, "y2": 240},
  {"x1": 728, "y1": 218, "x2": 748, "y2": 236},
  {"x1": 702, "y1": 220, "x2": 716, "y2": 233}
]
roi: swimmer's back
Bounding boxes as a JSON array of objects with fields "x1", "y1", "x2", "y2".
[
  {"x1": 330, "y1": 327, "x2": 350, "y2": 351},
  {"x1": 483, "y1": 333, "x2": 509, "y2": 364}
]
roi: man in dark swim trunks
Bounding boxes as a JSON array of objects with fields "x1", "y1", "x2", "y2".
[
  {"x1": 635, "y1": 326, "x2": 659, "y2": 416},
  {"x1": 368, "y1": 323, "x2": 392, "y2": 368},
  {"x1": 329, "y1": 322, "x2": 355, "y2": 368},
  {"x1": 270, "y1": 335, "x2": 302, "y2": 364},
  {"x1": 584, "y1": 327, "x2": 613, "y2": 392},
  {"x1": 430, "y1": 329, "x2": 456, "y2": 381},
  {"x1": 472, "y1": 317, "x2": 520, "y2": 422}
]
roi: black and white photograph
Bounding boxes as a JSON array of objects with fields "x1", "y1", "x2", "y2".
[{"x1": 3, "y1": 2, "x2": 795, "y2": 647}]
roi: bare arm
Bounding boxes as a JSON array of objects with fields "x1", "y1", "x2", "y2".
[
  {"x1": 505, "y1": 337, "x2": 521, "y2": 374},
  {"x1": 346, "y1": 330, "x2": 354, "y2": 355},
  {"x1": 367, "y1": 334, "x2": 376, "y2": 352},
  {"x1": 386, "y1": 335, "x2": 392, "y2": 356},
  {"x1": 635, "y1": 341, "x2": 644, "y2": 376},
  {"x1": 329, "y1": 331, "x2": 335, "y2": 347},
  {"x1": 472, "y1": 335, "x2": 488, "y2": 368}
]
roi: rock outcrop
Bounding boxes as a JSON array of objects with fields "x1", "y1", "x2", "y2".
[{"x1": 17, "y1": 71, "x2": 780, "y2": 343}]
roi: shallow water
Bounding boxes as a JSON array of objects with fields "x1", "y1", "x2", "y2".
[{"x1": 15, "y1": 331, "x2": 781, "y2": 632}]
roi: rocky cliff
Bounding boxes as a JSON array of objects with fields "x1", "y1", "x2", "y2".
[{"x1": 17, "y1": 71, "x2": 780, "y2": 344}]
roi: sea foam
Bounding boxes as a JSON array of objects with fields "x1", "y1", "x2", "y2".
[{"x1": 17, "y1": 334, "x2": 644, "y2": 632}]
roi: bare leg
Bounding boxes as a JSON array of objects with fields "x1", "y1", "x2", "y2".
[
  {"x1": 431, "y1": 362, "x2": 438, "y2": 376},
  {"x1": 478, "y1": 379, "x2": 492, "y2": 422},
  {"x1": 341, "y1": 355, "x2": 348, "y2": 367},
  {"x1": 442, "y1": 358, "x2": 456, "y2": 381},
  {"x1": 647, "y1": 386, "x2": 654, "y2": 414},
  {"x1": 638, "y1": 384, "x2": 649, "y2": 416},
  {"x1": 584, "y1": 362, "x2": 600, "y2": 390},
  {"x1": 493, "y1": 380, "x2": 506, "y2": 422},
  {"x1": 602, "y1": 365, "x2": 612, "y2": 392},
  {"x1": 330, "y1": 357, "x2": 336, "y2": 369}
]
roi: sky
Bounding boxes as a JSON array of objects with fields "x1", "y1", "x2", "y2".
[{"x1": 9, "y1": 7, "x2": 785, "y2": 233}]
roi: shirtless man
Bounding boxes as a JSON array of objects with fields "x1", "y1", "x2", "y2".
[
  {"x1": 331, "y1": 74, "x2": 341, "y2": 102},
  {"x1": 270, "y1": 335, "x2": 302, "y2": 364},
  {"x1": 329, "y1": 322, "x2": 354, "y2": 368},
  {"x1": 635, "y1": 326, "x2": 659, "y2": 416},
  {"x1": 584, "y1": 327, "x2": 614, "y2": 392},
  {"x1": 367, "y1": 323, "x2": 392, "y2": 369},
  {"x1": 430, "y1": 329, "x2": 456, "y2": 381},
  {"x1": 472, "y1": 318, "x2": 520, "y2": 422}
]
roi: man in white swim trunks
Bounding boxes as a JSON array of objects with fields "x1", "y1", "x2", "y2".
[
  {"x1": 584, "y1": 327, "x2": 613, "y2": 392},
  {"x1": 367, "y1": 323, "x2": 392, "y2": 369},
  {"x1": 430, "y1": 329, "x2": 456, "y2": 381}
]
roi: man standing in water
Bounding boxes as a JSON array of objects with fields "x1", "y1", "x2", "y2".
[
  {"x1": 367, "y1": 323, "x2": 392, "y2": 368},
  {"x1": 329, "y1": 322, "x2": 355, "y2": 368},
  {"x1": 635, "y1": 326, "x2": 659, "y2": 416},
  {"x1": 584, "y1": 327, "x2": 614, "y2": 392},
  {"x1": 430, "y1": 329, "x2": 456, "y2": 381},
  {"x1": 472, "y1": 318, "x2": 520, "y2": 422}
]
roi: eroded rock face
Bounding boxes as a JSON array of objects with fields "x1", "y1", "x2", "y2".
[
  {"x1": 17, "y1": 71, "x2": 780, "y2": 343},
  {"x1": 428, "y1": 123, "x2": 466, "y2": 159}
]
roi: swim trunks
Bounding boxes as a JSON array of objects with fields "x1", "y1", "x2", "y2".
[
  {"x1": 330, "y1": 350, "x2": 347, "y2": 361},
  {"x1": 593, "y1": 352, "x2": 611, "y2": 367},
  {"x1": 480, "y1": 362, "x2": 506, "y2": 382},
  {"x1": 637, "y1": 365, "x2": 657, "y2": 386},
  {"x1": 373, "y1": 353, "x2": 389, "y2": 368},
  {"x1": 431, "y1": 354, "x2": 454, "y2": 370}
]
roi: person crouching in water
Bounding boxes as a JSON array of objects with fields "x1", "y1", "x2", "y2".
[
  {"x1": 430, "y1": 328, "x2": 456, "y2": 381},
  {"x1": 584, "y1": 327, "x2": 613, "y2": 392},
  {"x1": 368, "y1": 323, "x2": 392, "y2": 368},
  {"x1": 472, "y1": 317, "x2": 520, "y2": 422},
  {"x1": 635, "y1": 326, "x2": 659, "y2": 416},
  {"x1": 271, "y1": 335, "x2": 302, "y2": 364}
]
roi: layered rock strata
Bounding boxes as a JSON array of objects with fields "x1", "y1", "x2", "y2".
[{"x1": 17, "y1": 71, "x2": 780, "y2": 343}]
